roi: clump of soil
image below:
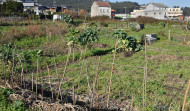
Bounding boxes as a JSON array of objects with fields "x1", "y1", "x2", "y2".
[{"x1": 124, "y1": 51, "x2": 134, "y2": 57}]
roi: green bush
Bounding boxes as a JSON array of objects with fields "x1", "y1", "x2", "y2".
[
  {"x1": 113, "y1": 29, "x2": 144, "y2": 52},
  {"x1": 100, "y1": 22, "x2": 108, "y2": 27},
  {"x1": 73, "y1": 19, "x2": 83, "y2": 26},
  {"x1": 159, "y1": 22, "x2": 166, "y2": 28},
  {"x1": 0, "y1": 88, "x2": 27, "y2": 111}
]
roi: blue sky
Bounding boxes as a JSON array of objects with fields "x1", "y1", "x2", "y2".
[{"x1": 110, "y1": 0, "x2": 190, "y2": 7}]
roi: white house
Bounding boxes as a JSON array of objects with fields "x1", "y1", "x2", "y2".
[
  {"x1": 131, "y1": 3, "x2": 183, "y2": 20},
  {"x1": 91, "y1": 1, "x2": 111, "y2": 18}
]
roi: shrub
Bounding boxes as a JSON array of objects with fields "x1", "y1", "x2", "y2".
[
  {"x1": 159, "y1": 22, "x2": 166, "y2": 28},
  {"x1": 113, "y1": 29, "x2": 144, "y2": 52},
  {"x1": 100, "y1": 22, "x2": 108, "y2": 27},
  {"x1": 73, "y1": 19, "x2": 83, "y2": 26}
]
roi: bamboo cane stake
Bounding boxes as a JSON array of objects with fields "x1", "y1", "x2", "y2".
[
  {"x1": 95, "y1": 56, "x2": 101, "y2": 109},
  {"x1": 2, "y1": 46, "x2": 6, "y2": 86},
  {"x1": 78, "y1": 45, "x2": 88, "y2": 89},
  {"x1": 130, "y1": 94, "x2": 134, "y2": 111},
  {"x1": 182, "y1": 80, "x2": 190, "y2": 111},
  {"x1": 73, "y1": 44, "x2": 75, "y2": 62},
  {"x1": 32, "y1": 72, "x2": 34, "y2": 92},
  {"x1": 86, "y1": 61, "x2": 92, "y2": 97},
  {"x1": 47, "y1": 64, "x2": 53, "y2": 100},
  {"x1": 107, "y1": 35, "x2": 119, "y2": 108},
  {"x1": 143, "y1": 35, "x2": 148, "y2": 111},
  {"x1": 11, "y1": 45, "x2": 16, "y2": 84},
  {"x1": 36, "y1": 57, "x2": 39, "y2": 100},
  {"x1": 58, "y1": 46, "x2": 71, "y2": 100},
  {"x1": 53, "y1": 50, "x2": 59, "y2": 82},
  {"x1": 17, "y1": 52, "x2": 24, "y2": 87},
  {"x1": 73, "y1": 81, "x2": 75, "y2": 105}
]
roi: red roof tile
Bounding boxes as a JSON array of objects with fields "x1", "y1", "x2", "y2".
[{"x1": 95, "y1": 1, "x2": 111, "y2": 7}]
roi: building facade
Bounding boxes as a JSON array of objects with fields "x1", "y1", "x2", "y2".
[
  {"x1": 131, "y1": 3, "x2": 183, "y2": 20},
  {"x1": 91, "y1": 1, "x2": 111, "y2": 18}
]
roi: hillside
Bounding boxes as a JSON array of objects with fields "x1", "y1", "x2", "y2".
[{"x1": 38, "y1": 0, "x2": 139, "y2": 13}]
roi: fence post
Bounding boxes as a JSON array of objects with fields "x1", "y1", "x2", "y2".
[{"x1": 168, "y1": 30, "x2": 171, "y2": 40}]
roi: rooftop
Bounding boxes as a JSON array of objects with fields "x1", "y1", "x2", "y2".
[
  {"x1": 94, "y1": 1, "x2": 111, "y2": 7},
  {"x1": 150, "y1": 3, "x2": 169, "y2": 8}
]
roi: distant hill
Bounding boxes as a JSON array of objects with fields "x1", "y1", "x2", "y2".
[{"x1": 38, "y1": 0, "x2": 139, "y2": 14}]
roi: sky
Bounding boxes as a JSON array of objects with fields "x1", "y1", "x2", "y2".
[{"x1": 110, "y1": 0, "x2": 190, "y2": 7}]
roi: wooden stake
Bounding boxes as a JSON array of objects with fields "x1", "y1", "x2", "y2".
[
  {"x1": 143, "y1": 35, "x2": 148, "y2": 111},
  {"x1": 73, "y1": 81, "x2": 75, "y2": 105},
  {"x1": 95, "y1": 56, "x2": 101, "y2": 108},
  {"x1": 32, "y1": 72, "x2": 34, "y2": 92},
  {"x1": 2, "y1": 46, "x2": 6, "y2": 86},
  {"x1": 107, "y1": 35, "x2": 119, "y2": 108},
  {"x1": 168, "y1": 30, "x2": 171, "y2": 41},
  {"x1": 78, "y1": 45, "x2": 87, "y2": 89},
  {"x1": 17, "y1": 52, "x2": 24, "y2": 87},
  {"x1": 11, "y1": 45, "x2": 16, "y2": 84},
  {"x1": 58, "y1": 46, "x2": 71, "y2": 100},
  {"x1": 86, "y1": 61, "x2": 92, "y2": 97},
  {"x1": 182, "y1": 80, "x2": 190, "y2": 111},
  {"x1": 36, "y1": 57, "x2": 39, "y2": 100},
  {"x1": 53, "y1": 50, "x2": 59, "y2": 82},
  {"x1": 47, "y1": 64, "x2": 53, "y2": 100},
  {"x1": 130, "y1": 94, "x2": 134, "y2": 111}
]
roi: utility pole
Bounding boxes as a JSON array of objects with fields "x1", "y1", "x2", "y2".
[
  {"x1": 124, "y1": 7, "x2": 126, "y2": 20},
  {"x1": 78, "y1": 6, "x2": 79, "y2": 15}
]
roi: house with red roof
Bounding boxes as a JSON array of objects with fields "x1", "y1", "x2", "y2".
[{"x1": 91, "y1": 1, "x2": 111, "y2": 18}]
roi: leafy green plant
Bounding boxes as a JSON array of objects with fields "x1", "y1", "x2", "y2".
[
  {"x1": 113, "y1": 29, "x2": 144, "y2": 52},
  {"x1": 73, "y1": 19, "x2": 83, "y2": 26},
  {"x1": 62, "y1": 15, "x2": 73, "y2": 24},
  {"x1": 159, "y1": 22, "x2": 166, "y2": 28},
  {"x1": 67, "y1": 28, "x2": 80, "y2": 61},
  {"x1": 78, "y1": 27, "x2": 99, "y2": 47},
  {"x1": 0, "y1": 88, "x2": 27, "y2": 111}
]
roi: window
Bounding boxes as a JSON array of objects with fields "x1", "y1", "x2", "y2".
[
  {"x1": 107, "y1": 9, "x2": 109, "y2": 13},
  {"x1": 154, "y1": 12, "x2": 156, "y2": 15},
  {"x1": 145, "y1": 13, "x2": 148, "y2": 15},
  {"x1": 100, "y1": 9, "x2": 102, "y2": 13},
  {"x1": 173, "y1": 9, "x2": 175, "y2": 11},
  {"x1": 159, "y1": 12, "x2": 162, "y2": 15},
  {"x1": 103, "y1": 9, "x2": 105, "y2": 13}
]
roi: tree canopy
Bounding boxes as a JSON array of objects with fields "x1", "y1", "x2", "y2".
[
  {"x1": 182, "y1": 7, "x2": 190, "y2": 16},
  {"x1": 38, "y1": 0, "x2": 139, "y2": 14},
  {"x1": 0, "y1": 1, "x2": 23, "y2": 16}
]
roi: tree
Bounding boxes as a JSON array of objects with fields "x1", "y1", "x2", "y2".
[
  {"x1": 0, "y1": 1, "x2": 23, "y2": 15},
  {"x1": 183, "y1": 7, "x2": 190, "y2": 16}
]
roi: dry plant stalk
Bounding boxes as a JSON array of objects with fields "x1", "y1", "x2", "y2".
[
  {"x1": 107, "y1": 35, "x2": 119, "y2": 108},
  {"x1": 2, "y1": 47, "x2": 6, "y2": 86},
  {"x1": 17, "y1": 52, "x2": 24, "y2": 87},
  {"x1": 38, "y1": 56, "x2": 43, "y2": 97},
  {"x1": 32, "y1": 72, "x2": 34, "y2": 92},
  {"x1": 58, "y1": 46, "x2": 71, "y2": 100},
  {"x1": 47, "y1": 64, "x2": 54, "y2": 100},
  {"x1": 78, "y1": 45, "x2": 88, "y2": 89},
  {"x1": 53, "y1": 50, "x2": 59, "y2": 82},
  {"x1": 36, "y1": 57, "x2": 39, "y2": 100},
  {"x1": 130, "y1": 94, "x2": 134, "y2": 111},
  {"x1": 117, "y1": 82, "x2": 121, "y2": 111},
  {"x1": 94, "y1": 56, "x2": 101, "y2": 108},
  {"x1": 11, "y1": 46, "x2": 16, "y2": 84},
  {"x1": 182, "y1": 80, "x2": 190, "y2": 111},
  {"x1": 86, "y1": 61, "x2": 92, "y2": 96},
  {"x1": 143, "y1": 36, "x2": 148, "y2": 111},
  {"x1": 73, "y1": 81, "x2": 75, "y2": 105}
]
